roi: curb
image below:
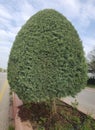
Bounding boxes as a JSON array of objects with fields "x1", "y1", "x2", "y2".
[
  {"x1": 62, "y1": 98, "x2": 95, "y2": 119},
  {"x1": 86, "y1": 87, "x2": 95, "y2": 92},
  {"x1": 12, "y1": 93, "x2": 33, "y2": 130},
  {"x1": 12, "y1": 92, "x2": 95, "y2": 129}
]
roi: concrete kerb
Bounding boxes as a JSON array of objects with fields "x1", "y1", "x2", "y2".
[
  {"x1": 12, "y1": 91, "x2": 95, "y2": 129},
  {"x1": 86, "y1": 87, "x2": 95, "y2": 92},
  {"x1": 12, "y1": 93, "x2": 33, "y2": 130},
  {"x1": 61, "y1": 98, "x2": 95, "y2": 120}
]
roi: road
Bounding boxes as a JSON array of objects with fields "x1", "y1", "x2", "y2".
[
  {"x1": 62, "y1": 87, "x2": 95, "y2": 119},
  {"x1": 0, "y1": 72, "x2": 9, "y2": 130}
]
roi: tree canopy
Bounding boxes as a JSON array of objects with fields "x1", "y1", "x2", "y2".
[
  {"x1": 8, "y1": 9, "x2": 87, "y2": 103},
  {"x1": 88, "y1": 48, "x2": 95, "y2": 73}
]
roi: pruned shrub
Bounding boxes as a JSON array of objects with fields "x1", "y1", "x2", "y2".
[{"x1": 8, "y1": 9, "x2": 87, "y2": 103}]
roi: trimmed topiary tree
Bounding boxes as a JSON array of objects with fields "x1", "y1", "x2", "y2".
[{"x1": 8, "y1": 9, "x2": 87, "y2": 103}]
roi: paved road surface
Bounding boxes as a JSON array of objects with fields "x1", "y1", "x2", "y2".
[
  {"x1": 62, "y1": 87, "x2": 95, "y2": 118},
  {"x1": 0, "y1": 72, "x2": 9, "y2": 130}
]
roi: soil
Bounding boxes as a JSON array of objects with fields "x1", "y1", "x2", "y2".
[{"x1": 18, "y1": 99, "x2": 95, "y2": 130}]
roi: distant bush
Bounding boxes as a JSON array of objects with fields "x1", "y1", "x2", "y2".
[
  {"x1": 8, "y1": 9, "x2": 87, "y2": 103},
  {"x1": 0, "y1": 68, "x2": 6, "y2": 72},
  {"x1": 0, "y1": 68, "x2": 2, "y2": 72},
  {"x1": 87, "y1": 78, "x2": 95, "y2": 85}
]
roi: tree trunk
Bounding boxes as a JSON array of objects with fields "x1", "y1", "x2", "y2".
[{"x1": 52, "y1": 99, "x2": 57, "y2": 114}]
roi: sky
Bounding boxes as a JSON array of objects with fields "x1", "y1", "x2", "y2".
[{"x1": 0, "y1": 0, "x2": 95, "y2": 69}]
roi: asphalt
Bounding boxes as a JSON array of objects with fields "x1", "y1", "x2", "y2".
[
  {"x1": 0, "y1": 72, "x2": 9, "y2": 130},
  {"x1": 0, "y1": 73, "x2": 7, "y2": 91}
]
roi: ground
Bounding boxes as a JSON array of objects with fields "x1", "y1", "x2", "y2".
[{"x1": 18, "y1": 99, "x2": 95, "y2": 130}]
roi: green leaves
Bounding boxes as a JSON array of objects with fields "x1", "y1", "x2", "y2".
[{"x1": 8, "y1": 9, "x2": 87, "y2": 103}]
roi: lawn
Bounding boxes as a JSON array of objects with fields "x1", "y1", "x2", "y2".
[{"x1": 87, "y1": 84, "x2": 95, "y2": 88}]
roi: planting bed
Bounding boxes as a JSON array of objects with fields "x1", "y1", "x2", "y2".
[{"x1": 18, "y1": 99, "x2": 95, "y2": 130}]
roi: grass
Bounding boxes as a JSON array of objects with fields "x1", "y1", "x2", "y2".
[
  {"x1": 8, "y1": 125, "x2": 14, "y2": 130},
  {"x1": 87, "y1": 84, "x2": 95, "y2": 88}
]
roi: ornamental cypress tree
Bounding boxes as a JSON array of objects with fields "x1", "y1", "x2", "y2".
[{"x1": 8, "y1": 9, "x2": 87, "y2": 103}]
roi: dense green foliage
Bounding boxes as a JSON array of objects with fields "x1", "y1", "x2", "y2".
[{"x1": 8, "y1": 9, "x2": 87, "y2": 102}]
